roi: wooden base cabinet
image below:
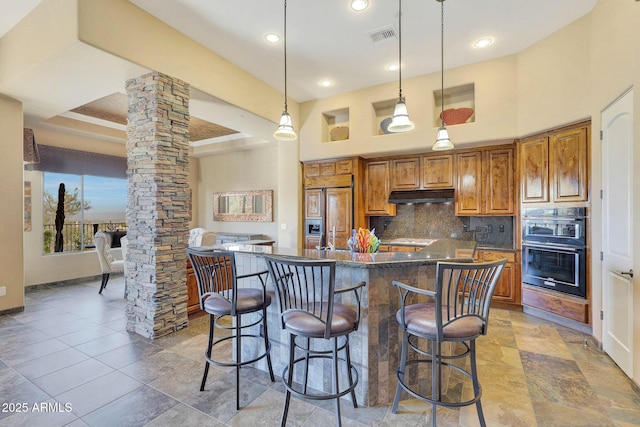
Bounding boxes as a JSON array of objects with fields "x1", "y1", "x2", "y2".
[
  {"x1": 186, "y1": 259, "x2": 201, "y2": 314},
  {"x1": 475, "y1": 249, "x2": 521, "y2": 309}
]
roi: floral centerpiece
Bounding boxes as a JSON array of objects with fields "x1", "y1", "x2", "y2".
[{"x1": 347, "y1": 228, "x2": 380, "y2": 253}]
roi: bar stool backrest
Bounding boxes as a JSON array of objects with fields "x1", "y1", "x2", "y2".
[
  {"x1": 264, "y1": 255, "x2": 337, "y2": 339},
  {"x1": 187, "y1": 249, "x2": 237, "y2": 312},
  {"x1": 435, "y1": 260, "x2": 507, "y2": 339}
]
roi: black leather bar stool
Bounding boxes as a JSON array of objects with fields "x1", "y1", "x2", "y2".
[
  {"x1": 391, "y1": 259, "x2": 507, "y2": 427},
  {"x1": 263, "y1": 255, "x2": 365, "y2": 427},
  {"x1": 187, "y1": 248, "x2": 275, "y2": 410}
]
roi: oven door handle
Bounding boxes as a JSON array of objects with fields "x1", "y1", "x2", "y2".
[{"x1": 522, "y1": 243, "x2": 581, "y2": 252}]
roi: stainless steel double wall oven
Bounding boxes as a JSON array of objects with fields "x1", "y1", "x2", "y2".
[{"x1": 521, "y1": 207, "x2": 587, "y2": 298}]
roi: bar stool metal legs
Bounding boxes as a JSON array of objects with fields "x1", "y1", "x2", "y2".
[
  {"x1": 280, "y1": 333, "x2": 358, "y2": 427},
  {"x1": 391, "y1": 259, "x2": 507, "y2": 426}
]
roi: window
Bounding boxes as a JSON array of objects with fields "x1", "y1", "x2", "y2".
[{"x1": 43, "y1": 172, "x2": 127, "y2": 254}]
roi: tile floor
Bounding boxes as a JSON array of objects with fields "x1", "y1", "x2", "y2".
[{"x1": 1, "y1": 276, "x2": 639, "y2": 426}]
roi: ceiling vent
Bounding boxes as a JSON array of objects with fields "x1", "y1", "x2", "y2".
[{"x1": 366, "y1": 25, "x2": 397, "y2": 45}]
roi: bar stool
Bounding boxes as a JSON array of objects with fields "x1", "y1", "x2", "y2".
[
  {"x1": 263, "y1": 255, "x2": 365, "y2": 427},
  {"x1": 186, "y1": 248, "x2": 275, "y2": 410},
  {"x1": 391, "y1": 259, "x2": 507, "y2": 427}
]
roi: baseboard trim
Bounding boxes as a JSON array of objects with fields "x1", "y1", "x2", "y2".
[
  {"x1": 25, "y1": 275, "x2": 103, "y2": 292},
  {"x1": 0, "y1": 306, "x2": 24, "y2": 316},
  {"x1": 523, "y1": 305, "x2": 593, "y2": 335}
]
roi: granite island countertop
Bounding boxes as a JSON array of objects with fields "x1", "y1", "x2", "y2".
[{"x1": 204, "y1": 238, "x2": 477, "y2": 268}]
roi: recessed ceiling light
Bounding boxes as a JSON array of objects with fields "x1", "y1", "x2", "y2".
[
  {"x1": 350, "y1": 0, "x2": 369, "y2": 11},
  {"x1": 386, "y1": 63, "x2": 399, "y2": 72},
  {"x1": 319, "y1": 79, "x2": 334, "y2": 87},
  {"x1": 473, "y1": 37, "x2": 493, "y2": 48},
  {"x1": 265, "y1": 33, "x2": 280, "y2": 43}
]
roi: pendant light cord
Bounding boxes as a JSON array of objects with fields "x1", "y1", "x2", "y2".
[
  {"x1": 440, "y1": 0, "x2": 445, "y2": 125},
  {"x1": 398, "y1": 0, "x2": 403, "y2": 100},
  {"x1": 283, "y1": 0, "x2": 289, "y2": 112}
]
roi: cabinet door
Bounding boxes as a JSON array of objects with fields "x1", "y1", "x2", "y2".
[
  {"x1": 521, "y1": 137, "x2": 549, "y2": 203},
  {"x1": 305, "y1": 189, "x2": 323, "y2": 218},
  {"x1": 326, "y1": 188, "x2": 352, "y2": 249},
  {"x1": 391, "y1": 157, "x2": 420, "y2": 190},
  {"x1": 484, "y1": 148, "x2": 515, "y2": 215},
  {"x1": 305, "y1": 235, "x2": 320, "y2": 249},
  {"x1": 422, "y1": 154, "x2": 454, "y2": 189},
  {"x1": 186, "y1": 260, "x2": 201, "y2": 314},
  {"x1": 320, "y1": 162, "x2": 336, "y2": 176},
  {"x1": 304, "y1": 163, "x2": 320, "y2": 178},
  {"x1": 550, "y1": 127, "x2": 588, "y2": 202},
  {"x1": 477, "y1": 250, "x2": 519, "y2": 306},
  {"x1": 455, "y1": 152, "x2": 483, "y2": 215},
  {"x1": 335, "y1": 159, "x2": 353, "y2": 175},
  {"x1": 364, "y1": 161, "x2": 396, "y2": 216},
  {"x1": 493, "y1": 263, "x2": 516, "y2": 303}
]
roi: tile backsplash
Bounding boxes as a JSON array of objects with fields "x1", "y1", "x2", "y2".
[{"x1": 369, "y1": 203, "x2": 514, "y2": 248}]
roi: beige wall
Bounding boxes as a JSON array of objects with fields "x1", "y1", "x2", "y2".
[
  {"x1": 588, "y1": 0, "x2": 640, "y2": 385},
  {"x1": 196, "y1": 146, "x2": 282, "y2": 241},
  {"x1": 516, "y1": 14, "x2": 592, "y2": 135},
  {"x1": 299, "y1": 55, "x2": 519, "y2": 161},
  {"x1": 0, "y1": 95, "x2": 24, "y2": 312}
]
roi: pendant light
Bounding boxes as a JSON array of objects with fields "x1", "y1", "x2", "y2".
[
  {"x1": 432, "y1": 0, "x2": 454, "y2": 151},
  {"x1": 273, "y1": 0, "x2": 297, "y2": 141},
  {"x1": 387, "y1": 0, "x2": 415, "y2": 133}
]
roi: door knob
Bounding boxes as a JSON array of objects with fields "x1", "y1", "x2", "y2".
[{"x1": 619, "y1": 269, "x2": 634, "y2": 278}]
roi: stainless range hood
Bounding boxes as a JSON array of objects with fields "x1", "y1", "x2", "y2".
[{"x1": 388, "y1": 189, "x2": 455, "y2": 204}]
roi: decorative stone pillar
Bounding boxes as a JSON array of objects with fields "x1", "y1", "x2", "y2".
[{"x1": 125, "y1": 72, "x2": 191, "y2": 338}]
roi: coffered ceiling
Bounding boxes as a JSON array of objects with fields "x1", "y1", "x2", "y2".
[{"x1": 0, "y1": 0, "x2": 597, "y2": 153}]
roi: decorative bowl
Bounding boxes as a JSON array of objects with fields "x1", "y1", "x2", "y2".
[
  {"x1": 380, "y1": 117, "x2": 393, "y2": 134},
  {"x1": 440, "y1": 107, "x2": 474, "y2": 125}
]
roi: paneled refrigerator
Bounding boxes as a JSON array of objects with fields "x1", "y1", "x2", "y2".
[{"x1": 304, "y1": 186, "x2": 353, "y2": 249}]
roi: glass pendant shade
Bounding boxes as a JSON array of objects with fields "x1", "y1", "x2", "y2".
[
  {"x1": 273, "y1": 110, "x2": 297, "y2": 141},
  {"x1": 432, "y1": 124, "x2": 453, "y2": 151},
  {"x1": 387, "y1": 98, "x2": 415, "y2": 133}
]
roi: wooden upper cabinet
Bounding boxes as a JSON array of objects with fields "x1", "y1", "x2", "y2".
[
  {"x1": 304, "y1": 163, "x2": 320, "y2": 178},
  {"x1": 521, "y1": 137, "x2": 549, "y2": 203},
  {"x1": 335, "y1": 159, "x2": 353, "y2": 175},
  {"x1": 485, "y1": 148, "x2": 515, "y2": 215},
  {"x1": 456, "y1": 146, "x2": 515, "y2": 216},
  {"x1": 422, "y1": 154, "x2": 454, "y2": 189},
  {"x1": 391, "y1": 157, "x2": 420, "y2": 190},
  {"x1": 550, "y1": 127, "x2": 588, "y2": 202},
  {"x1": 319, "y1": 162, "x2": 336, "y2": 176},
  {"x1": 364, "y1": 160, "x2": 396, "y2": 216},
  {"x1": 305, "y1": 189, "x2": 323, "y2": 218},
  {"x1": 520, "y1": 123, "x2": 589, "y2": 204},
  {"x1": 455, "y1": 151, "x2": 483, "y2": 215}
]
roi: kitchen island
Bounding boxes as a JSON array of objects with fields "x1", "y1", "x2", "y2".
[{"x1": 201, "y1": 238, "x2": 476, "y2": 406}]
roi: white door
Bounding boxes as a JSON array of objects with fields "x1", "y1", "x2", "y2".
[{"x1": 602, "y1": 88, "x2": 634, "y2": 377}]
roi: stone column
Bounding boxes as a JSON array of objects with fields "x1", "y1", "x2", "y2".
[{"x1": 125, "y1": 72, "x2": 191, "y2": 338}]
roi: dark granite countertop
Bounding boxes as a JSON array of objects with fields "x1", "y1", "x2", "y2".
[{"x1": 204, "y1": 238, "x2": 477, "y2": 269}]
